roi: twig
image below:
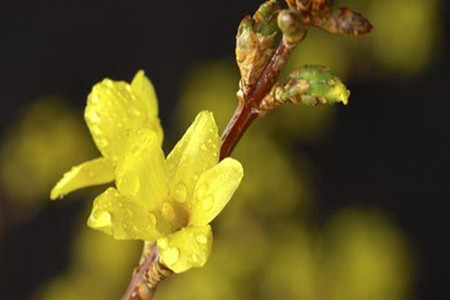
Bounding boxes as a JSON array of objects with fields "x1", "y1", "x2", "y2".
[
  {"x1": 220, "y1": 38, "x2": 299, "y2": 159},
  {"x1": 121, "y1": 243, "x2": 172, "y2": 300}
]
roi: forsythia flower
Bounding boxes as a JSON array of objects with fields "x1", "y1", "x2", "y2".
[
  {"x1": 51, "y1": 71, "x2": 244, "y2": 273},
  {"x1": 50, "y1": 71, "x2": 163, "y2": 200},
  {"x1": 88, "y1": 113, "x2": 243, "y2": 273}
]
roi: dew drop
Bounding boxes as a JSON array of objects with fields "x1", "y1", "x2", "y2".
[
  {"x1": 196, "y1": 235, "x2": 208, "y2": 245},
  {"x1": 188, "y1": 254, "x2": 200, "y2": 264},
  {"x1": 89, "y1": 111, "x2": 100, "y2": 123},
  {"x1": 92, "y1": 210, "x2": 112, "y2": 228},
  {"x1": 148, "y1": 213, "x2": 157, "y2": 225},
  {"x1": 90, "y1": 94, "x2": 100, "y2": 103},
  {"x1": 99, "y1": 138, "x2": 109, "y2": 148},
  {"x1": 196, "y1": 184, "x2": 208, "y2": 199},
  {"x1": 163, "y1": 247, "x2": 180, "y2": 266},
  {"x1": 192, "y1": 173, "x2": 199, "y2": 181},
  {"x1": 105, "y1": 79, "x2": 114, "y2": 88},
  {"x1": 162, "y1": 202, "x2": 176, "y2": 221},
  {"x1": 122, "y1": 176, "x2": 140, "y2": 196},
  {"x1": 157, "y1": 237, "x2": 169, "y2": 249},
  {"x1": 91, "y1": 125, "x2": 102, "y2": 136},
  {"x1": 202, "y1": 196, "x2": 214, "y2": 211},
  {"x1": 174, "y1": 183, "x2": 187, "y2": 203},
  {"x1": 131, "y1": 108, "x2": 142, "y2": 117},
  {"x1": 131, "y1": 145, "x2": 140, "y2": 154},
  {"x1": 200, "y1": 144, "x2": 208, "y2": 151}
]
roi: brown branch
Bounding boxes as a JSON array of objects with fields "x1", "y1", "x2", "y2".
[
  {"x1": 220, "y1": 38, "x2": 299, "y2": 159},
  {"x1": 122, "y1": 243, "x2": 172, "y2": 300}
]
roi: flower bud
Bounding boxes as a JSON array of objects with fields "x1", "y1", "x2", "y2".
[
  {"x1": 277, "y1": 9, "x2": 307, "y2": 45},
  {"x1": 236, "y1": 1, "x2": 281, "y2": 96},
  {"x1": 318, "y1": 7, "x2": 373, "y2": 36},
  {"x1": 261, "y1": 64, "x2": 349, "y2": 110},
  {"x1": 285, "y1": 0, "x2": 334, "y2": 17}
]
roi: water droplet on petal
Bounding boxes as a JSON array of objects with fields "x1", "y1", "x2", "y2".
[
  {"x1": 157, "y1": 237, "x2": 169, "y2": 249},
  {"x1": 196, "y1": 235, "x2": 208, "y2": 245},
  {"x1": 202, "y1": 196, "x2": 214, "y2": 211},
  {"x1": 192, "y1": 174, "x2": 199, "y2": 181},
  {"x1": 131, "y1": 145, "x2": 140, "y2": 154},
  {"x1": 99, "y1": 138, "x2": 109, "y2": 148},
  {"x1": 121, "y1": 176, "x2": 140, "y2": 196},
  {"x1": 105, "y1": 79, "x2": 114, "y2": 88},
  {"x1": 174, "y1": 183, "x2": 187, "y2": 203},
  {"x1": 148, "y1": 213, "x2": 157, "y2": 225},
  {"x1": 92, "y1": 210, "x2": 112, "y2": 228},
  {"x1": 89, "y1": 111, "x2": 100, "y2": 123},
  {"x1": 162, "y1": 202, "x2": 176, "y2": 221},
  {"x1": 188, "y1": 254, "x2": 200, "y2": 264},
  {"x1": 196, "y1": 184, "x2": 208, "y2": 199},
  {"x1": 200, "y1": 144, "x2": 208, "y2": 151},
  {"x1": 163, "y1": 247, "x2": 180, "y2": 266},
  {"x1": 91, "y1": 94, "x2": 100, "y2": 103}
]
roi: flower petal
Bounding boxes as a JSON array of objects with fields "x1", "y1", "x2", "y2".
[
  {"x1": 131, "y1": 70, "x2": 159, "y2": 119},
  {"x1": 157, "y1": 225, "x2": 212, "y2": 274},
  {"x1": 166, "y1": 111, "x2": 220, "y2": 203},
  {"x1": 189, "y1": 158, "x2": 244, "y2": 226},
  {"x1": 50, "y1": 157, "x2": 115, "y2": 200},
  {"x1": 88, "y1": 187, "x2": 161, "y2": 240},
  {"x1": 116, "y1": 128, "x2": 168, "y2": 213},
  {"x1": 84, "y1": 71, "x2": 163, "y2": 163}
]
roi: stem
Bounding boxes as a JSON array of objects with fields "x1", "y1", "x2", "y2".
[
  {"x1": 220, "y1": 39, "x2": 297, "y2": 159},
  {"x1": 122, "y1": 243, "x2": 172, "y2": 300}
]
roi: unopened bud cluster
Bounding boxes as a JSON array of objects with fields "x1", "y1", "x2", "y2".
[{"x1": 234, "y1": 0, "x2": 371, "y2": 113}]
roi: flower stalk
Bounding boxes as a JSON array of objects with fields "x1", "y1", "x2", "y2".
[{"x1": 122, "y1": 243, "x2": 172, "y2": 300}]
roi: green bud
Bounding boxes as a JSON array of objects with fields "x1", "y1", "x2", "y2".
[
  {"x1": 261, "y1": 64, "x2": 350, "y2": 110},
  {"x1": 253, "y1": 0, "x2": 281, "y2": 35},
  {"x1": 292, "y1": 65, "x2": 350, "y2": 104}
]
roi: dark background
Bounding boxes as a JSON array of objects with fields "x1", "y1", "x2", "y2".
[{"x1": 0, "y1": 0, "x2": 448, "y2": 299}]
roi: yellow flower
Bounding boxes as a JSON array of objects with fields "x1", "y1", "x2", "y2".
[
  {"x1": 87, "y1": 112, "x2": 244, "y2": 273},
  {"x1": 50, "y1": 70, "x2": 163, "y2": 200}
]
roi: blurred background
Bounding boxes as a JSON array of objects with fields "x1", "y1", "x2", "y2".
[{"x1": 0, "y1": 0, "x2": 448, "y2": 299}]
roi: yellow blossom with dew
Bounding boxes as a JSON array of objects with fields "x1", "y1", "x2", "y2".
[
  {"x1": 50, "y1": 70, "x2": 244, "y2": 274},
  {"x1": 87, "y1": 111, "x2": 243, "y2": 273},
  {"x1": 50, "y1": 70, "x2": 163, "y2": 200}
]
